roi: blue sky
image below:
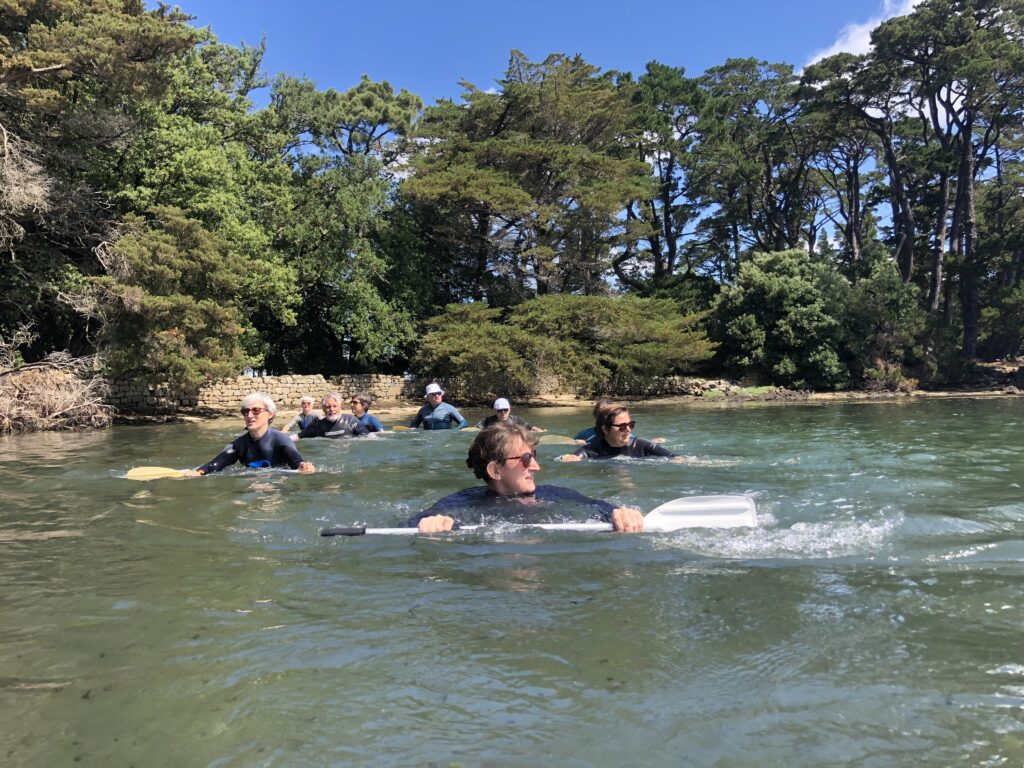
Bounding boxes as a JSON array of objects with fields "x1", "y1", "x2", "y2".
[{"x1": 181, "y1": 0, "x2": 921, "y2": 104}]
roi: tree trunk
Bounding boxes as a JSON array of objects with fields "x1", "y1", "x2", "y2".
[
  {"x1": 956, "y1": 116, "x2": 979, "y2": 360},
  {"x1": 927, "y1": 172, "x2": 951, "y2": 312},
  {"x1": 877, "y1": 127, "x2": 915, "y2": 282}
]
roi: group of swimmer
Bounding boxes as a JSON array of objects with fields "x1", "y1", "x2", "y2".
[{"x1": 180, "y1": 383, "x2": 683, "y2": 533}]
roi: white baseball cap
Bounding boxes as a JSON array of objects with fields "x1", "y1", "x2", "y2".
[
  {"x1": 424, "y1": 382, "x2": 444, "y2": 397},
  {"x1": 493, "y1": 398, "x2": 511, "y2": 410}
]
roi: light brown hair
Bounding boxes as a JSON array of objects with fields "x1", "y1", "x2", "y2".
[{"x1": 466, "y1": 422, "x2": 539, "y2": 480}]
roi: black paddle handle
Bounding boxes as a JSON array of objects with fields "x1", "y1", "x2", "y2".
[{"x1": 320, "y1": 527, "x2": 367, "y2": 537}]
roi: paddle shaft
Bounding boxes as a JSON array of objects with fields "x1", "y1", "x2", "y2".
[
  {"x1": 321, "y1": 522, "x2": 613, "y2": 537},
  {"x1": 319, "y1": 495, "x2": 756, "y2": 537}
]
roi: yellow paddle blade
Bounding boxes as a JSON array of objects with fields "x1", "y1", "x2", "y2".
[
  {"x1": 461, "y1": 426, "x2": 480, "y2": 433},
  {"x1": 538, "y1": 434, "x2": 577, "y2": 445},
  {"x1": 126, "y1": 466, "x2": 185, "y2": 481}
]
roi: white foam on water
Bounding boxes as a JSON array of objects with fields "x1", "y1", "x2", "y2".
[
  {"x1": 986, "y1": 665, "x2": 1024, "y2": 677},
  {"x1": 650, "y1": 513, "x2": 899, "y2": 561}
]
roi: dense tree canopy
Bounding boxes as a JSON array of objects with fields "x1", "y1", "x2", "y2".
[{"x1": 1, "y1": 0, "x2": 1022, "y2": 395}]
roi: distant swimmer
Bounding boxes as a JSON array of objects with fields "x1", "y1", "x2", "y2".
[
  {"x1": 349, "y1": 392, "x2": 384, "y2": 433},
  {"x1": 294, "y1": 392, "x2": 370, "y2": 439},
  {"x1": 181, "y1": 392, "x2": 315, "y2": 476},
  {"x1": 560, "y1": 403, "x2": 680, "y2": 462},
  {"x1": 410, "y1": 382, "x2": 468, "y2": 430},
  {"x1": 408, "y1": 422, "x2": 643, "y2": 533},
  {"x1": 282, "y1": 395, "x2": 320, "y2": 433},
  {"x1": 474, "y1": 397, "x2": 545, "y2": 432}
]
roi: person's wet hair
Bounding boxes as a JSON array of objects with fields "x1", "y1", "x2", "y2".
[
  {"x1": 351, "y1": 393, "x2": 372, "y2": 410},
  {"x1": 466, "y1": 422, "x2": 539, "y2": 480}
]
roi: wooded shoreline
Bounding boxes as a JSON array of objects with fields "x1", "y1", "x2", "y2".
[{"x1": 3, "y1": 0, "x2": 1024, "y2": 430}]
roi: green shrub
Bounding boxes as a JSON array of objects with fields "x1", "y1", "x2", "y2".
[
  {"x1": 414, "y1": 294, "x2": 715, "y2": 397},
  {"x1": 711, "y1": 249, "x2": 851, "y2": 389}
]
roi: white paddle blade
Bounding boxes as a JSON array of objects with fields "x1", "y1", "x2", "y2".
[
  {"x1": 643, "y1": 495, "x2": 756, "y2": 531},
  {"x1": 125, "y1": 466, "x2": 185, "y2": 481}
]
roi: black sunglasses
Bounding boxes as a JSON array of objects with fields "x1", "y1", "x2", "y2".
[
  {"x1": 608, "y1": 420, "x2": 635, "y2": 432},
  {"x1": 499, "y1": 451, "x2": 536, "y2": 468}
]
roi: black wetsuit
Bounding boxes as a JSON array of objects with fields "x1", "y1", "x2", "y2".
[
  {"x1": 298, "y1": 414, "x2": 369, "y2": 439},
  {"x1": 572, "y1": 435, "x2": 676, "y2": 460},
  {"x1": 197, "y1": 429, "x2": 305, "y2": 474},
  {"x1": 406, "y1": 484, "x2": 615, "y2": 528},
  {"x1": 474, "y1": 414, "x2": 534, "y2": 430}
]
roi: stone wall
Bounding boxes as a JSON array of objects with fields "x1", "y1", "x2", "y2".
[
  {"x1": 108, "y1": 372, "x2": 756, "y2": 415},
  {"x1": 108, "y1": 374, "x2": 410, "y2": 414}
]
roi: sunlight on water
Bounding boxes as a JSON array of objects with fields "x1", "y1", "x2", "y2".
[{"x1": 1, "y1": 397, "x2": 1023, "y2": 766}]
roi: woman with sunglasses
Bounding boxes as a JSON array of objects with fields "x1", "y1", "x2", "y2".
[
  {"x1": 408, "y1": 422, "x2": 644, "y2": 532},
  {"x1": 561, "y1": 403, "x2": 678, "y2": 462},
  {"x1": 182, "y1": 392, "x2": 315, "y2": 476}
]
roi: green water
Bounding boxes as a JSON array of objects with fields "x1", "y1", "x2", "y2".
[{"x1": 2, "y1": 398, "x2": 1023, "y2": 767}]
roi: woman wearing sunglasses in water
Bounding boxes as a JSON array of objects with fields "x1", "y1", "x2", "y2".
[
  {"x1": 181, "y1": 392, "x2": 315, "y2": 476},
  {"x1": 409, "y1": 422, "x2": 643, "y2": 533},
  {"x1": 560, "y1": 403, "x2": 679, "y2": 462}
]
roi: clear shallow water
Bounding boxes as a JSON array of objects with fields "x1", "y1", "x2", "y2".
[{"x1": 1, "y1": 398, "x2": 1023, "y2": 766}]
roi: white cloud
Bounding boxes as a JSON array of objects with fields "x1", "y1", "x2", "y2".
[{"x1": 805, "y1": 0, "x2": 925, "y2": 67}]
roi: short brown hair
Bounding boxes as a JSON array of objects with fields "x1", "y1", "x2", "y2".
[
  {"x1": 351, "y1": 392, "x2": 372, "y2": 410},
  {"x1": 466, "y1": 422, "x2": 539, "y2": 480},
  {"x1": 596, "y1": 402, "x2": 629, "y2": 431}
]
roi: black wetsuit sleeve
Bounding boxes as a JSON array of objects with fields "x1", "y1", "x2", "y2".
[
  {"x1": 197, "y1": 436, "x2": 244, "y2": 474},
  {"x1": 632, "y1": 437, "x2": 676, "y2": 458},
  {"x1": 571, "y1": 441, "x2": 605, "y2": 459}
]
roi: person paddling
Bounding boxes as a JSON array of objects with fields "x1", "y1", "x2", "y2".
[
  {"x1": 182, "y1": 392, "x2": 315, "y2": 476},
  {"x1": 409, "y1": 422, "x2": 643, "y2": 533},
  {"x1": 293, "y1": 392, "x2": 369, "y2": 439},
  {"x1": 474, "y1": 397, "x2": 546, "y2": 431},
  {"x1": 560, "y1": 402, "x2": 680, "y2": 462},
  {"x1": 410, "y1": 382, "x2": 468, "y2": 430}
]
